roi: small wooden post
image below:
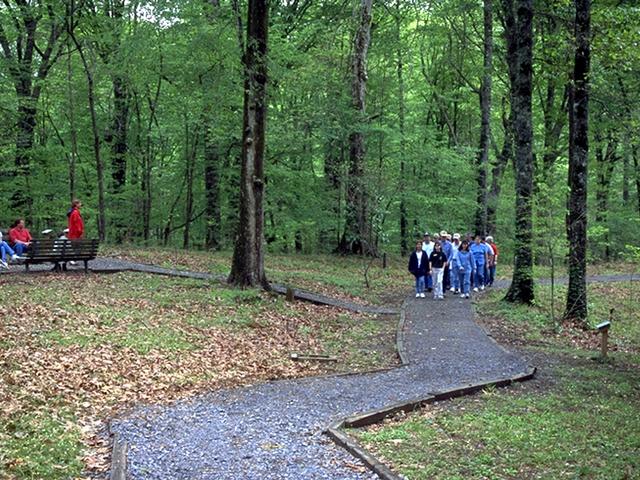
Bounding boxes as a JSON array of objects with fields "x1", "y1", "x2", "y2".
[
  {"x1": 382, "y1": 252, "x2": 387, "y2": 269},
  {"x1": 285, "y1": 287, "x2": 295, "y2": 302},
  {"x1": 600, "y1": 328, "x2": 609, "y2": 357},
  {"x1": 596, "y1": 314, "x2": 612, "y2": 359}
]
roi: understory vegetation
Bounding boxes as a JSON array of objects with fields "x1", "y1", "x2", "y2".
[
  {"x1": 351, "y1": 281, "x2": 640, "y2": 480},
  {"x1": 0, "y1": 269, "x2": 400, "y2": 478}
]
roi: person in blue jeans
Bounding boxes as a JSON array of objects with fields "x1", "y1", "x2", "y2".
[
  {"x1": 449, "y1": 233, "x2": 461, "y2": 293},
  {"x1": 0, "y1": 231, "x2": 21, "y2": 269},
  {"x1": 470, "y1": 235, "x2": 488, "y2": 291},
  {"x1": 409, "y1": 240, "x2": 430, "y2": 298},
  {"x1": 441, "y1": 232, "x2": 453, "y2": 291},
  {"x1": 456, "y1": 240, "x2": 474, "y2": 298}
]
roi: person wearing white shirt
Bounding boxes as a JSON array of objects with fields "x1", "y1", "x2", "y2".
[{"x1": 421, "y1": 232, "x2": 435, "y2": 291}]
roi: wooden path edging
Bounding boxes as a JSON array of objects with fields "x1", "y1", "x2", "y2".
[
  {"x1": 325, "y1": 366, "x2": 537, "y2": 480},
  {"x1": 109, "y1": 431, "x2": 128, "y2": 480}
]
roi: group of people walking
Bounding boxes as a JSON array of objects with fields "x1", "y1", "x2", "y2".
[
  {"x1": 408, "y1": 231, "x2": 498, "y2": 300},
  {"x1": 0, "y1": 199, "x2": 84, "y2": 270}
]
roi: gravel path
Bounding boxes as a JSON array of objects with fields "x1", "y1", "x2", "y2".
[
  {"x1": 6, "y1": 257, "x2": 634, "y2": 478},
  {"x1": 111, "y1": 292, "x2": 530, "y2": 479}
]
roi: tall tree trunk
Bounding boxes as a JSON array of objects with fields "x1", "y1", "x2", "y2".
[
  {"x1": 341, "y1": 0, "x2": 374, "y2": 255},
  {"x1": 11, "y1": 89, "x2": 36, "y2": 217},
  {"x1": 487, "y1": 100, "x2": 512, "y2": 235},
  {"x1": 183, "y1": 119, "x2": 197, "y2": 250},
  {"x1": 565, "y1": 0, "x2": 591, "y2": 323},
  {"x1": 110, "y1": 74, "x2": 129, "y2": 191},
  {"x1": 228, "y1": 0, "x2": 270, "y2": 289},
  {"x1": 67, "y1": 44, "x2": 79, "y2": 202},
  {"x1": 475, "y1": 0, "x2": 493, "y2": 236},
  {"x1": 594, "y1": 135, "x2": 617, "y2": 260},
  {"x1": 204, "y1": 123, "x2": 222, "y2": 250},
  {"x1": 0, "y1": 4, "x2": 65, "y2": 215},
  {"x1": 396, "y1": 0, "x2": 407, "y2": 255},
  {"x1": 70, "y1": 32, "x2": 106, "y2": 241},
  {"x1": 503, "y1": 0, "x2": 535, "y2": 304},
  {"x1": 108, "y1": 0, "x2": 129, "y2": 193}
]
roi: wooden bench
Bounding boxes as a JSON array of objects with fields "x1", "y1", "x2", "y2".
[{"x1": 24, "y1": 239, "x2": 100, "y2": 273}]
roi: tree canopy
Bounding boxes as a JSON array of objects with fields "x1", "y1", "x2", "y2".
[{"x1": 0, "y1": 0, "x2": 638, "y2": 270}]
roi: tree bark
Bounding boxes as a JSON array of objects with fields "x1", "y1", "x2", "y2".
[
  {"x1": 503, "y1": 0, "x2": 535, "y2": 304},
  {"x1": 565, "y1": 0, "x2": 591, "y2": 323},
  {"x1": 594, "y1": 134, "x2": 617, "y2": 260},
  {"x1": 487, "y1": 99, "x2": 512, "y2": 235},
  {"x1": 107, "y1": 1, "x2": 129, "y2": 193},
  {"x1": 67, "y1": 44, "x2": 79, "y2": 202},
  {"x1": 110, "y1": 74, "x2": 129, "y2": 191},
  {"x1": 204, "y1": 123, "x2": 222, "y2": 250},
  {"x1": 183, "y1": 119, "x2": 198, "y2": 250},
  {"x1": 475, "y1": 0, "x2": 493, "y2": 236},
  {"x1": 396, "y1": 0, "x2": 407, "y2": 255},
  {"x1": 228, "y1": 0, "x2": 270, "y2": 289},
  {"x1": 341, "y1": 0, "x2": 374, "y2": 255},
  {"x1": 70, "y1": 31, "x2": 106, "y2": 241}
]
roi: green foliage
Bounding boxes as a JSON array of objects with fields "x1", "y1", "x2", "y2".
[{"x1": 0, "y1": 0, "x2": 637, "y2": 262}]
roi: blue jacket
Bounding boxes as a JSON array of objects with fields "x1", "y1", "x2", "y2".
[
  {"x1": 408, "y1": 250, "x2": 430, "y2": 277},
  {"x1": 456, "y1": 250, "x2": 474, "y2": 273},
  {"x1": 450, "y1": 243, "x2": 460, "y2": 267},
  {"x1": 442, "y1": 240, "x2": 453, "y2": 262},
  {"x1": 470, "y1": 242, "x2": 488, "y2": 267}
]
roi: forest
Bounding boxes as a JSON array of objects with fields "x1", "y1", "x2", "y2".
[
  {"x1": 2, "y1": 2, "x2": 640, "y2": 478},
  {"x1": 0, "y1": 0, "x2": 638, "y2": 281}
]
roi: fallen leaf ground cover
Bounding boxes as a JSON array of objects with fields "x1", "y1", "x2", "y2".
[
  {"x1": 350, "y1": 282, "x2": 640, "y2": 480},
  {"x1": 101, "y1": 246, "x2": 410, "y2": 305},
  {"x1": 0, "y1": 271, "x2": 399, "y2": 479}
]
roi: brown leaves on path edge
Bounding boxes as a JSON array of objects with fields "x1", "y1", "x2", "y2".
[{"x1": 0, "y1": 272, "x2": 398, "y2": 478}]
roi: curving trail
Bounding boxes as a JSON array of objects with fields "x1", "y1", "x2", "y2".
[
  {"x1": 4, "y1": 257, "x2": 634, "y2": 477},
  {"x1": 108, "y1": 266, "x2": 530, "y2": 480}
]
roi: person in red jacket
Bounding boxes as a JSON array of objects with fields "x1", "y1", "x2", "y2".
[
  {"x1": 67, "y1": 199, "x2": 84, "y2": 239},
  {"x1": 8, "y1": 218, "x2": 32, "y2": 255}
]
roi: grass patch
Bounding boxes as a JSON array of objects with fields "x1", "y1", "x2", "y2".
[
  {"x1": 300, "y1": 313, "x2": 397, "y2": 371},
  {"x1": 354, "y1": 362, "x2": 640, "y2": 480},
  {"x1": 478, "y1": 281, "x2": 640, "y2": 354},
  {"x1": 0, "y1": 410, "x2": 84, "y2": 480}
]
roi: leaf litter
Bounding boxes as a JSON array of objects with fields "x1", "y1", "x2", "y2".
[{"x1": 0, "y1": 271, "x2": 398, "y2": 477}]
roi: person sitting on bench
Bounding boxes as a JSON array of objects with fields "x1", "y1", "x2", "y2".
[{"x1": 8, "y1": 218, "x2": 32, "y2": 255}]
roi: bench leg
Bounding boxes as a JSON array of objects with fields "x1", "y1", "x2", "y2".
[{"x1": 84, "y1": 260, "x2": 88, "y2": 273}]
